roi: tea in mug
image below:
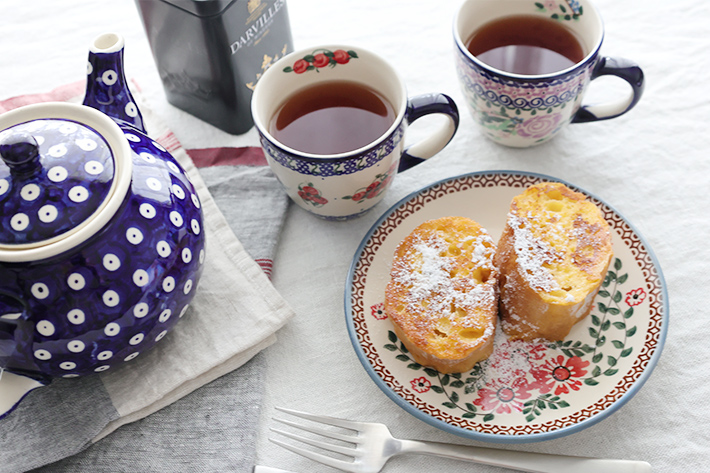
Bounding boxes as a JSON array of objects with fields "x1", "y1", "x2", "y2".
[
  {"x1": 466, "y1": 15, "x2": 585, "y2": 75},
  {"x1": 269, "y1": 80, "x2": 396, "y2": 155}
]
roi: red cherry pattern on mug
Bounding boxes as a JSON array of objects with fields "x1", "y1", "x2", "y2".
[
  {"x1": 283, "y1": 49, "x2": 358, "y2": 74},
  {"x1": 342, "y1": 163, "x2": 396, "y2": 204},
  {"x1": 297, "y1": 182, "x2": 328, "y2": 207},
  {"x1": 377, "y1": 257, "x2": 640, "y2": 423}
]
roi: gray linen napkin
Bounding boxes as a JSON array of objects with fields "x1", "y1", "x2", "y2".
[{"x1": 0, "y1": 86, "x2": 293, "y2": 473}]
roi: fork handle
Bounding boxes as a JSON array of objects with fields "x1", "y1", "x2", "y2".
[{"x1": 399, "y1": 439, "x2": 651, "y2": 473}]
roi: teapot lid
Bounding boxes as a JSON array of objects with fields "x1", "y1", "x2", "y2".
[{"x1": 0, "y1": 102, "x2": 132, "y2": 262}]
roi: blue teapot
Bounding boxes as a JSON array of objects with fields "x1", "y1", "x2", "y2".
[{"x1": 0, "y1": 34, "x2": 205, "y2": 395}]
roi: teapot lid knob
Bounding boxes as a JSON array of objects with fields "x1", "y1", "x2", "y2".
[{"x1": 0, "y1": 132, "x2": 41, "y2": 175}]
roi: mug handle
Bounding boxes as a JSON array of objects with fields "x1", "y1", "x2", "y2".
[
  {"x1": 398, "y1": 93, "x2": 459, "y2": 172},
  {"x1": 572, "y1": 56, "x2": 645, "y2": 123}
]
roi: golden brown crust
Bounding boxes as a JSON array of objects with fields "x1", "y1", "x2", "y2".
[
  {"x1": 384, "y1": 216, "x2": 498, "y2": 373},
  {"x1": 494, "y1": 182, "x2": 613, "y2": 341}
]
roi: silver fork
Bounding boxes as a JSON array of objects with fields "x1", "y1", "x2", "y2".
[{"x1": 270, "y1": 407, "x2": 651, "y2": 473}]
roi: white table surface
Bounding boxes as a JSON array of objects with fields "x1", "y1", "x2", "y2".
[{"x1": 2, "y1": 0, "x2": 708, "y2": 471}]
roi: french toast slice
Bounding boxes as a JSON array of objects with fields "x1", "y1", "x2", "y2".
[
  {"x1": 384, "y1": 216, "x2": 498, "y2": 374},
  {"x1": 495, "y1": 182, "x2": 613, "y2": 341}
]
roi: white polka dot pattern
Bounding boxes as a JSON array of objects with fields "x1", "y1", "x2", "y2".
[
  {"x1": 48, "y1": 143, "x2": 68, "y2": 157},
  {"x1": 97, "y1": 350, "x2": 113, "y2": 360},
  {"x1": 139, "y1": 151, "x2": 156, "y2": 163},
  {"x1": 171, "y1": 184, "x2": 184, "y2": 199},
  {"x1": 67, "y1": 273, "x2": 86, "y2": 290},
  {"x1": 67, "y1": 309, "x2": 85, "y2": 325},
  {"x1": 38, "y1": 205, "x2": 58, "y2": 223},
  {"x1": 20, "y1": 184, "x2": 40, "y2": 201},
  {"x1": 103, "y1": 253, "x2": 121, "y2": 271},
  {"x1": 47, "y1": 166, "x2": 68, "y2": 182},
  {"x1": 124, "y1": 352, "x2": 139, "y2": 362},
  {"x1": 159, "y1": 309, "x2": 171, "y2": 323},
  {"x1": 68, "y1": 186, "x2": 89, "y2": 203},
  {"x1": 162, "y1": 277, "x2": 176, "y2": 293},
  {"x1": 34, "y1": 349, "x2": 52, "y2": 360},
  {"x1": 67, "y1": 340, "x2": 85, "y2": 353},
  {"x1": 157, "y1": 241, "x2": 171, "y2": 258},
  {"x1": 139, "y1": 203, "x2": 157, "y2": 219},
  {"x1": 166, "y1": 161, "x2": 180, "y2": 174},
  {"x1": 31, "y1": 283, "x2": 50, "y2": 300},
  {"x1": 104, "y1": 323, "x2": 121, "y2": 336},
  {"x1": 125, "y1": 102, "x2": 138, "y2": 118},
  {"x1": 76, "y1": 138, "x2": 98, "y2": 151},
  {"x1": 133, "y1": 269, "x2": 150, "y2": 287},
  {"x1": 103, "y1": 290, "x2": 120, "y2": 307},
  {"x1": 102, "y1": 70, "x2": 118, "y2": 85},
  {"x1": 36, "y1": 320, "x2": 55, "y2": 336},
  {"x1": 84, "y1": 160, "x2": 104, "y2": 175},
  {"x1": 134, "y1": 303, "x2": 149, "y2": 318},
  {"x1": 10, "y1": 214, "x2": 29, "y2": 231},
  {"x1": 169, "y1": 211, "x2": 184, "y2": 227},
  {"x1": 126, "y1": 227, "x2": 144, "y2": 245}
]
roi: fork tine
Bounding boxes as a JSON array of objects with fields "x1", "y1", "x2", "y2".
[
  {"x1": 270, "y1": 427, "x2": 356, "y2": 457},
  {"x1": 275, "y1": 406, "x2": 364, "y2": 431},
  {"x1": 273, "y1": 416, "x2": 358, "y2": 443},
  {"x1": 269, "y1": 436, "x2": 356, "y2": 472}
]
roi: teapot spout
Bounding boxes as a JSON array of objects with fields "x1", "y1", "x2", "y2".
[{"x1": 82, "y1": 33, "x2": 146, "y2": 133}]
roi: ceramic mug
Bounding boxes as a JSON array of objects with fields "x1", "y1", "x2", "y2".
[
  {"x1": 454, "y1": 0, "x2": 644, "y2": 147},
  {"x1": 251, "y1": 45, "x2": 459, "y2": 220}
]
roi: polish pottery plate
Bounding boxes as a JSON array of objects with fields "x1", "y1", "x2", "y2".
[{"x1": 345, "y1": 171, "x2": 668, "y2": 443}]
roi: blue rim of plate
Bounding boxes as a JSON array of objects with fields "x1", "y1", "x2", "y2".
[{"x1": 344, "y1": 170, "x2": 668, "y2": 443}]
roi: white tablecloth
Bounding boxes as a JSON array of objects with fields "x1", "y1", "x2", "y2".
[{"x1": 2, "y1": 1, "x2": 708, "y2": 471}]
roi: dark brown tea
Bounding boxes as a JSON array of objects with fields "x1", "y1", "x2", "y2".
[
  {"x1": 269, "y1": 80, "x2": 396, "y2": 155},
  {"x1": 466, "y1": 15, "x2": 585, "y2": 75}
]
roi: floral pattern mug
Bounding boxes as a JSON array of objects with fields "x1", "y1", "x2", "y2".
[
  {"x1": 251, "y1": 45, "x2": 459, "y2": 220},
  {"x1": 454, "y1": 0, "x2": 645, "y2": 147}
]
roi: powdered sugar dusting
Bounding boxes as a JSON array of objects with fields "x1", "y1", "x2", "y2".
[
  {"x1": 508, "y1": 212, "x2": 562, "y2": 293},
  {"x1": 403, "y1": 235, "x2": 453, "y2": 302},
  {"x1": 471, "y1": 236, "x2": 492, "y2": 267},
  {"x1": 470, "y1": 328, "x2": 545, "y2": 389},
  {"x1": 391, "y1": 232, "x2": 496, "y2": 325}
]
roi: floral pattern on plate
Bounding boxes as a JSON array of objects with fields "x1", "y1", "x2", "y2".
[
  {"x1": 377, "y1": 256, "x2": 639, "y2": 424},
  {"x1": 345, "y1": 171, "x2": 667, "y2": 442}
]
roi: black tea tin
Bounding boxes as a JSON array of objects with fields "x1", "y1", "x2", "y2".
[{"x1": 135, "y1": 0, "x2": 294, "y2": 134}]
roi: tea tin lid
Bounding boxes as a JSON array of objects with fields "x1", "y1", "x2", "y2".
[
  {"x1": 0, "y1": 102, "x2": 132, "y2": 262},
  {"x1": 157, "y1": 0, "x2": 237, "y2": 17}
]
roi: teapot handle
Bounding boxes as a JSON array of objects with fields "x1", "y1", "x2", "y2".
[
  {"x1": 0, "y1": 295, "x2": 50, "y2": 420},
  {"x1": 0, "y1": 371, "x2": 45, "y2": 420},
  {"x1": 83, "y1": 33, "x2": 147, "y2": 134}
]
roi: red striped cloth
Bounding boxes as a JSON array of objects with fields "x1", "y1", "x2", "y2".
[
  {"x1": 186, "y1": 146, "x2": 267, "y2": 167},
  {"x1": 0, "y1": 81, "x2": 85, "y2": 113}
]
